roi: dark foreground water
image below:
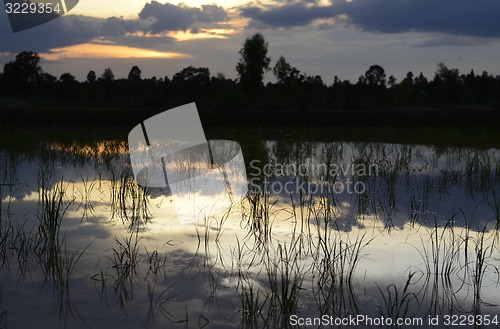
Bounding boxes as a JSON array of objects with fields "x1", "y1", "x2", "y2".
[{"x1": 0, "y1": 132, "x2": 499, "y2": 328}]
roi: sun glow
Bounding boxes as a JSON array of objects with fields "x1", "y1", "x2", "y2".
[
  {"x1": 167, "y1": 28, "x2": 238, "y2": 41},
  {"x1": 40, "y1": 43, "x2": 191, "y2": 60}
]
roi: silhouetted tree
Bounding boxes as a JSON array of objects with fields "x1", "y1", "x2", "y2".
[
  {"x1": 236, "y1": 33, "x2": 271, "y2": 88},
  {"x1": 435, "y1": 62, "x2": 459, "y2": 82},
  {"x1": 125, "y1": 66, "x2": 144, "y2": 102},
  {"x1": 273, "y1": 56, "x2": 303, "y2": 84},
  {"x1": 357, "y1": 75, "x2": 367, "y2": 85},
  {"x1": 403, "y1": 71, "x2": 414, "y2": 85},
  {"x1": 3, "y1": 51, "x2": 42, "y2": 95},
  {"x1": 415, "y1": 72, "x2": 428, "y2": 86},
  {"x1": 304, "y1": 75, "x2": 324, "y2": 87},
  {"x1": 433, "y1": 63, "x2": 462, "y2": 104},
  {"x1": 39, "y1": 72, "x2": 57, "y2": 86},
  {"x1": 57, "y1": 72, "x2": 78, "y2": 99},
  {"x1": 86, "y1": 70, "x2": 96, "y2": 83},
  {"x1": 273, "y1": 56, "x2": 291, "y2": 84},
  {"x1": 273, "y1": 56, "x2": 298, "y2": 84},
  {"x1": 414, "y1": 72, "x2": 429, "y2": 106},
  {"x1": 208, "y1": 73, "x2": 237, "y2": 110},
  {"x1": 171, "y1": 66, "x2": 211, "y2": 102},
  {"x1": 59, "y1": 73, "x2": 76, "y2": 84},
  {"x1": 388, "y1": 75, "x2": 397, "y2": 88},
  {"x1": 216, "y1": 73, "x2": 225, "y2": 80},
  {"x1": 101, "y1": 67, "x2": 114, "y2": 82},
  {"x1": 100, "y1": 67, "x2": 115, "y2": 99},
  {"x1": 128, "y1": 66, "x2": 142, "y2": 81},
  {"x1": 172, "y1": 66, "x2": 210, "y2": 86},
  {"x1": 365, "y1": 65, "x2": 386, "y2": 87},
  {"x1": 3, "y1": 50, "x2": 500, "y2": 111},
  {"x1": 394, "y1": 72, "x2": 415, "y2": 106}
]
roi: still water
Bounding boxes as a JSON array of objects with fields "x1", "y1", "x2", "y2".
[{"x1": 0, "y1": 135, "x2": 499, "y2": 328}]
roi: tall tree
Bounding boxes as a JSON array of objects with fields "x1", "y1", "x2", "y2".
[
  {"x1": 101, "y1": 67, "x2": 115, "y2": 82},
  {"x1": 434, "y1": 62, "x2": 459, "y2": 82},
  {"x1": 236, "y1": 33, "x2": 271, "y2": 88},
  {"x1": 100, "y1": 67, "x2": 115, "y2": 99},
  {"x1": 128, "y1": 66, "x2": 142, "y2": 81},
  {"x1": 365, "y1": 65, "x2": 386, "y2": 87},
  {"x1": 433, "y1": 63, "x2": 462, "y2": 104},
  {"x1": 86, "y1": 70, "x2": 97, "y2": 83},
  {"x1": 273, "y1": 56, "x2": 302, "y2": 84},
  {"x1": 3, "y1": 51, "x2": 43, "y2": 95}
]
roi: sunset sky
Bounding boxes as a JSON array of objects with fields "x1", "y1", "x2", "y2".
[{"x1": 1, "y1": 0, "x2": 499, "y2": 83}]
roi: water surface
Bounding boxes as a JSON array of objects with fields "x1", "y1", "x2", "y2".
[{"x1": 1, "y1": 134, "x2": 499, "y2": 328}]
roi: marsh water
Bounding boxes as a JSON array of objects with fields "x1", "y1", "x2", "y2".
[{"x1": 1, "y1": 129, "x2": 500, "y2": 328}]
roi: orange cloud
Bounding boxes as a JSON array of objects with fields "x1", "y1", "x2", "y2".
[
  {"x1": 167, "y1": 28, "x2": 238, "y2": 41},
  {"x1": 40, "y1": 43, "x2": 191, "y2": 60}
]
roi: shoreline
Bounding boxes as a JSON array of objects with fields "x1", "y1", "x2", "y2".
[
  {"x1": 1, "y1": 106, "x2": 499, "y2": 128},
  {"x1": 1, "y1": 118, "x2": 500, "y2": 150}
]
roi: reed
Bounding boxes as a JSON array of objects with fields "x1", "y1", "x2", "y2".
[
  {"x1": 114, "y1": 170, "x2": 152, "y2": 231},
  {"x1": 418, "y1": 216, "x2": 462, "y2": 278},
  {"x1": 145, "y1": 247, "x2": 167, "y2": 278},
  {"x1": 36, "y1": 180, "x2": 83, "y2": 287},
  {"x1": 313, "y1": 232, "x2": 371, "y2": 317},
  {"x1": 238, "y1": 282, "x2": 267, "y2": 328},
  {"x1": 155, "y1": 285, "x2": 189, "y2": 325},
  {"x1": 243, "y1": 188, "x2": 275, "y2": 243},
  {"x1": 110, "y1": 231, "x2": 142, "y2": 284},
  {"x1": 466, "y1": 227, "x2": 500, "y2": 313},
  {"x1": 0, "y1": 208, "x2": 10, "y2": 270},
  {"x1": 75, "y1": 175, "x2": 98, "y2": 221},
  {"x1": 377, "y1": 272, "x2": 420, "y2": 322},
  {"x1": 265, "y1": 238, "x2": 308, "y2": 328}
]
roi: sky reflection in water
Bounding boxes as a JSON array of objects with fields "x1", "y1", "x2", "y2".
[{"x1": 0, "y1": 140, "x2": 499, "y2": 328}]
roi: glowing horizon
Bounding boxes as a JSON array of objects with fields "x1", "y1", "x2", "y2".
[
  {"x1": 40, "y1": 43, "x2": 191, "y2": 61},
  {"x1": 167, "y1": 28, "x2": 239, "y2": 41}
]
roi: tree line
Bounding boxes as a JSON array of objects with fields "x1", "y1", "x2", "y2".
[{"x1": 1, "y1": 33, "x2": 500, "y2": 111}]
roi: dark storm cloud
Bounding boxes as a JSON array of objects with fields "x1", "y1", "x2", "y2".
[
  {"x1": 334, "y1": 0, "x2": 500, "y2": 37},
  {"x1": 101, "y1": 16, "x2": 151, "y2": 37},
  {"x1": 0, "y1": 14, "x2": 102, "y2": 52},
  {"x1": 138, "y1": 1, "x2": 227, "y2": 34},
  {"x1": 240, "y1": 3, "x2": 332, "y2": 28},
  {"x1": 0, "y1": 2, "x2": 227, "y2": 53},
  {"x1": 241, "y1": 0, "x2": 500, "y2": 38}
]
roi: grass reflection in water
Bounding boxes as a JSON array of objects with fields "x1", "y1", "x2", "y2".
[{"x1": 0, "y1": 139, "x2": 499, "y2": 328}]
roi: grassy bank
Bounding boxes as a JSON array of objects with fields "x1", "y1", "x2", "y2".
[{"x1": 2, "y1": 101, "x2": 500, "y2": 148}]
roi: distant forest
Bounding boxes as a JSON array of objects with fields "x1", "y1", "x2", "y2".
[{"x1": 1, "y1": 34, "x2": 500, "y2": 111}]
